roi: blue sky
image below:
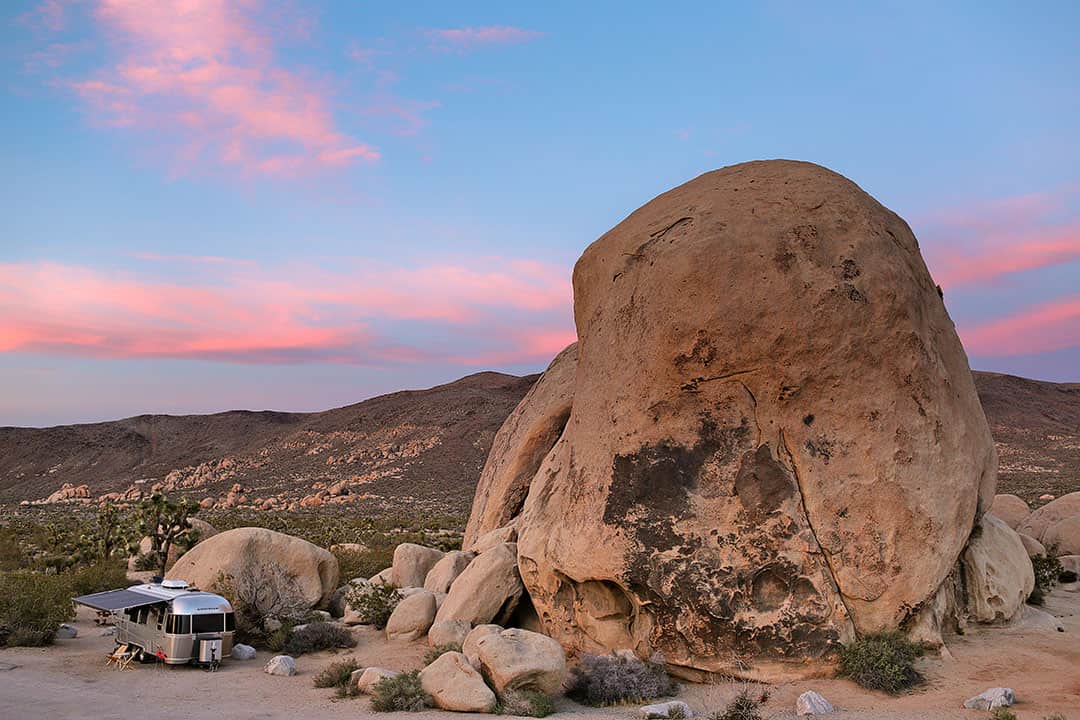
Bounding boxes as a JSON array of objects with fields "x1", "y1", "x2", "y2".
[{"x1": 1, "y1": 1, "x2": 1078, "y2": 426}]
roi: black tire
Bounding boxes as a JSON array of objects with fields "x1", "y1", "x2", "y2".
[{"x1": 135, "y1": 647, "x2": 155, "y2": 664}]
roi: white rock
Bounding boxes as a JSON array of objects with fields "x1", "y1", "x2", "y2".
[
  {"x1": 231, "y1": 643, "x2": 256, "y2": 660},
  {"x1": 264, "y1": 655, "x2": 297, "y2": 676},
  {"x1": 420, "y1": 651, "x2": 496, "y2": 713},
  {"x1": 355, "y1": 666, "x2": 399, "y2": 694},
  {"x1": 796, "y1": 690, "x2": 834, "y2": 715},
  {"x1": 392, "y1": 543, "x2": 445, "y2": 588},
  {"x1": 55, "y1": 624, "x2": 77, "y2": 639},
  {"x1": 963, "y1": 687, "x2": 1015, "y2": 710},
  {"x1": 641, "y1": 700, "x2": 693, "y2": 719},
  {"x1": 429, "y1": 619, "x2": 471, "y2": 648}
]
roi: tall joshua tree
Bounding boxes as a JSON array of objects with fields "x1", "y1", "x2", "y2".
[
  {"x1": 135, "y1": 493, "x2": 201, "y2": 576},
  {"x1": 76, "y1": 503, "x2": 140, "y2": 565}
]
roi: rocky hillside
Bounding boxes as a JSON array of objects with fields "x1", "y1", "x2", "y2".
[
  {"x1": 0, "y1": 368, "x2": 1074, "y2": 513},
  {"x1": 974, "y1": 371, "x2": 1080, "y2": 503},
  {"x1": 0, "y1": 372, "x2": 536, "y2": 515}
]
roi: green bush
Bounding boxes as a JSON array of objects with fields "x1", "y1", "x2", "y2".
[
  {"x1": 498, "y1": 689, "x2": 555, "y2": 717},
  {"x1": 566, "y1": 652, "x2": 677, "y2": 706},
  {"x1": 710, "y1": 688, "x2": 770, "y2": 720},
  {"x1": 423, "y1": 642, "x2": 462, "y2": 666},
  {"x1": 0, "y1": 571, "x2": 75, "y2": 647},
  {"x1": 837, "y1": 632, "x2": 924, "y2": 694},
  {"x1": 344, "y1": 583, "x2": 401, "y2": 630},
  {"x1": 283, "y1": 621, "x2": 357, "y2": 656},
  {"x1": 313, "y1": 658, "x2": 362, "y2": 698},
  {"x1": 68, "y1": 560, "x2": 129, "y2": 597},
  {"x1": 1031, "y1": 553, "x2": 1063, "y2": 594},
  {"x1": 371, "y1": 670, "x2": 431, "y2": 712},
  {"x1": 264, "y1": 621, "x2": 294, "y2": 652}
]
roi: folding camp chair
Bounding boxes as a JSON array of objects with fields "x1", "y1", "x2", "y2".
[{"x1": 106, "y1": 643, "x2": 135, "y2": 671}]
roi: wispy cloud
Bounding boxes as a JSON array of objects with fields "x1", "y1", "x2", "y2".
[
  {"x1": 960, "y1": 295, "x2": 1080, "y2": 356},
  {"x1": 921, "y1": 187, "x2": 1080, "y2": 288},
  {"x1": 426, "y1": 26, "x2": 544, "y2": 52},
  {"x1": 0, "y1": 257, "x2": 574, "y2": 366},
  {"x1": 47, "y1": 0, "x2": 378, "y2": 177}
]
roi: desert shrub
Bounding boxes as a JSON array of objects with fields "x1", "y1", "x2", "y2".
[
  {"x1": 68, "y1": 560, "x2": 129, "y2": 597},
  {"x1": 213, "y1": 564, "x2": 310, "y2": 645},
  {"x1": 837, "y1": 631, "x2": 924, "y2": 694},
  {"x1": 334, "y1": 546, "x2": 396, "y2": 582},
  {"x1": 710, "y1": 687, "x2": 770, "y2": 720},
  {"x1": 989, "y1": 709, "x2": 1017, "y2": 720},
  {"x1": 423, "y1": 642, "x2": 462, "y2": 666},
  {"x1": 1031, "y1": 553, "x2": 1063, "y2": 593},
  {"x1": 0, "y1": 527, "x2": 24, "y2": 571},
  {"x1": 344, "y1": 583, "x2": 402, "y2": 630},
  {"x1": 498, "y1": 689, "x2": 556, "y2": 717},
  {"x1": 1042, "y1": 714, "x2": 1066, "y2": 720},
  {"x1": 0, "y1": 571, "x2": 74, "y2": 647},
  {"x1": 313, "y1": 657, "x2": 362, "y2": 698},
  {"x1": 283, "y1": 621, "x2": 357, "y2": 656},
  {"x1": 371, "y1": 670, "x2": 431, "y2": 712},
  {"x1": 566, "y1": 652, "x2": 677, "y2": 706},
  {"x1": 264, "y1": 621, "x2": 294, "y2": 653}
]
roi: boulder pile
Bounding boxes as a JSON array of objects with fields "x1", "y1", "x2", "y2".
[{"x1": 461, "y1": 160, "x2": 1040, "y2": 679}]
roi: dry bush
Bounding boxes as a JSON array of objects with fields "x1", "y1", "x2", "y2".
[
  {"x1": 566, "y1": 652, "x2": 677, "y2": 706},
  {"x1": 371, "y1": 670, "x2": 430, "y2": 712},
  {"x1": 837, "y1": 632, "x2": 923, "y2": 694},
  {"x1": 283, "y1": 621, "x2": 357, "y2": 656}
]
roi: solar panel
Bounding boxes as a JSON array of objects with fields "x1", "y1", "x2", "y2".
[{"x1": 73, "y1": 588, "x2": 165, "y2": 612}]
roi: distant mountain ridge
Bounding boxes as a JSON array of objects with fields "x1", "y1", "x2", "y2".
[{"x1": 0, "y1": 369, "x2": 1075, "y2": 511}]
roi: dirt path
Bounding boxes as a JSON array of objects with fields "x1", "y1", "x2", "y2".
[{"x1": 1, "y1": 585, "x2": 1077, "y2": 720}]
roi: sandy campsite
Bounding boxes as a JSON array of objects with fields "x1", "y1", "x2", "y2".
[{"x1": 1, "y1": 590, "x2": 1078, "y2": 720}]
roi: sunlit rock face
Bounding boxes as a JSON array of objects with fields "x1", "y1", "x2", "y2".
[{"x1": 501, "y1": 160, "x2": 995, "y2": 679}]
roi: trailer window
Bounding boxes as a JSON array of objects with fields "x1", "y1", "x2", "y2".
[
  {"x1": 191, "y1": 613, "x2": 224, "y2": 633},
  {"x1": 224, "y1": 612, "x2": 235, "y2": 632},
  {"x1": 166, "y1": 615, "x2": 191, "y2": 634}
]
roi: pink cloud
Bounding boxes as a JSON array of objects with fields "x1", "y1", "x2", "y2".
[
  {"x1": 922, "y1": 188, "x2": 1080, "y2": 288},
  {"x1": 0, "y1": 257, "x2": 574, "y2": 367},
  {"x1": 52, "y1": 0, "x2": 377, "y2": 176},
  {"x1": 959, "y1": 295, "x2": 1080, "y2": 356},
  {"x1": 426, "y1": 26, "x2": 544, "y2": 51}
]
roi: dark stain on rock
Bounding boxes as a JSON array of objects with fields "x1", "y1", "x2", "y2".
[
  {"x1": 803, "y1": 413, "x2": 815, "y2": 426},
  {"x1": 734, "y1": 444, "x2": 795, "y2": 514},
  {"x1": 839, "y1": 258, "x2": 861, "y2": 280},
  {"x1": 773, "y1": 241, "x2": 796, "y2": 272},
  {"x1": 804, "y1": 437, "x2": 835, "y2": 464}
]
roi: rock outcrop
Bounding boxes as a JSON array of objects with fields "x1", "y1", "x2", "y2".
[
  {"x1": 392, "y1": 544, "x2": 445, "y2": 589},
  {"x1": 420, "y1": 651, "x2": 497, "y2": 713},
  {"x1": 1043, "y1": 515, "x2": 1080, "y2": 555},
  {"x1": 170, "y1": 527, "x2": 339, "y2": 609},
  {"x1": 1018, "y1": 492, "x2": 1080, "y2": 543},
  {"x1": 435, "y1": 543, "x2": 523, "y2": 627},
  {"x1": 385, "y1": 590, "x2": 438, "y2": 641},
  {"x1": 485, "y1": 160, "x2": 996, "y2": 678},
  {"x1": 962, "y1": 515, "x2": 1034, "y2": 623}
]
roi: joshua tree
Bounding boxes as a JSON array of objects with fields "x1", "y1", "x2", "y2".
[
  {"x1": 75, "y1": 503, "x2": 140, "y2": 565},
  {"x1": 135, "y1": 493, "x2": 201, "y2": 576}
]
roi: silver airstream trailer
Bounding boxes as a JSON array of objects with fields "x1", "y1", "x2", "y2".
[{"x1": 74, "y1": 578, "x2": 235, "y2": 667}]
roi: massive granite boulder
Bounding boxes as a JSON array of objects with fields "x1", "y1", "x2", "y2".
[{"x1": 498, "y1": 160, "x2": 995, "y2": 679}]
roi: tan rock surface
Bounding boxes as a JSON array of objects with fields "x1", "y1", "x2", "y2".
[
  {"x1": 1017, "y1": 533, "x2": 1046, "y2": 558},
  {"x1": 424, "y1": 551, "x2": 474, "y2": 593},
  {"x1": 471, "y1": 627, "x2": 567, "y2": 694},
  {"x1": 464, "y1": 344, "x2": 578, "y2": 549},
  {"x1": 434, "y1": 543, "x2": 522, "y2": 627},
  {"x1": 171, "y1": 527, "x2": 338, "y2": 608},
  {"x1": 419, "y1": 651, "x2": 496, "y2": 713},
  {"x1": 1043, "y1": 515, "x2": 1080, "y2": 555},
  {"x1": 962, "y1": 515, "x2": 1034, "y2": 624},
  {"x1": 385, "y1": 590, "x2": 438, "y2": 641},
  {"x1": 392, "y1": 543, "x2": 444, "y2": 589},
  {"x1": 1018, "y1": 492, "x2": 1080, "y2": 542},
  {"x1": 987, "y1": 494, "x2": 1030, "y2": 530},
  {"x1": 428, "y1": 619, "x2": 471, "y2": 648},
  {"x1": 510, "y1": 160, "x2": 996, "y2": 678}
]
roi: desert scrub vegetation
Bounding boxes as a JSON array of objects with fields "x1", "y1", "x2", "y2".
[
  {"x1": 283, "y1": 621, "x2": 357, "y2": 656},
  {"x1": 989, "y1": 709, "x2": 1017, "y2": 720},
  {"x1": 1029, "y1": 549, "x2": 1064, "y2": 605},
  {"x1": 566, "y1": 652, "x2": 677, "y2": 706},
  {"x1": 333, "y1": 546, "x2": 395, "y2": 583},
  {"x1": 371, "y1": 670, "x2": 431, "y2": 712},
  {"x1": 212, "y1": 564, "x2": 309, "y2": 645},
  {"x1": 0, "y1": 571, "x2": 75, "y2": 647},
  {"x1": 837, "y1": 631, "x2": 924, "y2": 694},
  {"x1": 497, "y1": 689, "x2": 556, "y2": 717},
  {"x1": 344, "y1": 583, "x2": 402, "y2": 629},
  {"x1": 710, "y1": 687, "x2": 770, "y2": 720},
  {"x1": 313, "y1": 658, "x2": 362, "y2": 698},
  {"x1": 423, "y1": 642, "x2": 462, "y2": 666}
]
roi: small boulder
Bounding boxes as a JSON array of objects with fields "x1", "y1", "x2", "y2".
[
  {"x1": 1059, "y1": 554, "x2": 1080, "y2": 581},
  {"x1": 471, "y1": 524, "x2": 518, "y2": 554},
  {"x1": 429, "y1": 619, "x2": 472, "y2": 648},
  {"x1": 463, "y1": 624, "x2": 503, "y2": 667},
  {"x1": 435, "y1": 543, "x2": 523, "y2": 627},
  {"x1": 264, "y1": 655, "x2": 297, "y2": 676},
  {"x1": 385, "y1": 590, "x2": 438, "y2": 641},
  {"x1": 369, "y1": 567, "x2": 393, "y2": 586},
  {"x1": 641, "y1": 701, "x2": 693, "y2": 719},
  {"x1": 471, "y1": 627, "x2": 567, "y2": 695},
  {"x1": 419, "y1": 651, "x2": 497, "y2": 713},
  {"x1": 963, "y1": 687, "x2": 1015, "y2": 710},
  {"x1": 100, "y1": 626, "x2": 117, "y2": 637},
  {"x1": 1017, "y1": 533, "x2": 1046, "y2": 558},
  {"x1": 1043, "y1": 515, "x2": 1080, "y2": 556},
  {"x1": 231, "y1": 643, "x2": 256, "y2": 660},
  {"x1": 1018, "y1": 492, "x2": 1080, "y2": 542},
  {"x1": 356, "y1": 666, "x2": 399, "y2": 694},
  {"x1": 424, "y1": 551, "x2": 474, "y2": 593},
  {"x1": 988, "y1": 494, "x2": 1030, "y2": 530},
  {"x1": 963, "y1": 515, "x2": 1034, "y2": 623},
  {"x1": 392, "y1": 544, "x2": 445, "y2": 588},
  {"x1": 796, "y1": 690, "x2": 834, "y2": 715},
  {"x1": 55, "y1": 623, "x2": 77, "y2": 639}
]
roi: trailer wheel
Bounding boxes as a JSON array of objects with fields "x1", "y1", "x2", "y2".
[{"x1": 134, "y1": 647, "x2": 154, "y2": 664}]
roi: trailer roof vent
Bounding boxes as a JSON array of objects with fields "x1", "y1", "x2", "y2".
[{"x1": 161, "y1": 579, "x2": 189, "y2": 589}]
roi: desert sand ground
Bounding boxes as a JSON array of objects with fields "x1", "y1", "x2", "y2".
[{"x1": 1, "y1": 584, "x2": 1077, "y2": 720}]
